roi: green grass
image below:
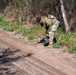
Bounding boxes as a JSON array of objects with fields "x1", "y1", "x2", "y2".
[
  {"x1": 33, "y1": 24, "x2": 46, "y2": 36},
  {"x1": 53, "y1": 43, "x2": 61, "y2": 48},
  {"x1": 71, "y1": 46, "x2": 76, "y2": 52},
  {"x1": 55, "y1": 28, "x2": 76, "y2": 52},
  {"x1": 0, "y1": 15, "x2": 45, "y2": 38},
  {"x1": 19, "y1": 27, "x2": 33, "y2": 36},
  {"x1": 0, "y1": 16, "x2": 4, "y2": 22},
  {"x1": 33, "y1": 24, "x2": 41, "y2": 30},
  {"x1": 2, "y1": 26, "x2": 12, "y2": 31},
  {"x1": 1, "y1": 16, "x2": 76, "y2": 53},
  {"x1": 18, "y1": 25, "x2": 45, "y2": 41},
  {"x1": 28, "y1": 34, "x2": 34, "y2": 41},
  {"x1": 69, "y1": 46, "x2": 76, "y2": 53},
  {"x1": 0, "y1": 19, "x2": 13, "y2": 31}
]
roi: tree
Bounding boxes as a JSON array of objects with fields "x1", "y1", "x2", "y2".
[{"x1": 60, "y1": 0, "x2": 69, "y2": 32}]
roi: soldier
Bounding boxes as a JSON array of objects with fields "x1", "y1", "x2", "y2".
[{"x1": 36, "y1": 15, "x2": 60, "y2": 47}]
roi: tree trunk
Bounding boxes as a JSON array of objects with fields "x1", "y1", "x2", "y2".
[{"x1": 60, "y1": 0, "x2": 69, "y2": 32}]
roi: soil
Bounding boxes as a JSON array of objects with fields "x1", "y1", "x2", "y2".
[{"x1": 0, "y1": 29, "x2": 76, "y2": 75}]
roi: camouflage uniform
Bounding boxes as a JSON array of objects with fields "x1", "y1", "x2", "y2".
[{"x1": 44, "y1": 15, "x2": 60, "y2": 45}]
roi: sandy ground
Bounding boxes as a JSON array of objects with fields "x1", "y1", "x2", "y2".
[{"x1": 0, "y1": 29, "x2": 76, "y2": 75}]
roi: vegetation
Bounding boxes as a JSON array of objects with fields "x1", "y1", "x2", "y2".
[
  {"x1": 0, "y1": 0, "x2": 76, "y2": 53},
  {"x1": 55, "y1": 28, "x2": 76, "y2": 52},
  {"x1": 53, "y1": 43, "x2": 61, "y2": 48},
  {"x1": 0, "y1": 15, "x2": 76, "y2": 52},
  {"x1": 0, "y1": 0, "x2": 76, "y2": 31},
  {"x1": 0, "y1": 15, "x2": 45, "y2": 41}
]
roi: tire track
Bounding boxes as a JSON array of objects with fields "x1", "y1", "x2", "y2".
[
  {"x1": 0, "y1": 39, "x2": 65, "y2": 75},
  {"x1": 0, "y1": 29, "x2": 76, "y2": 75}
]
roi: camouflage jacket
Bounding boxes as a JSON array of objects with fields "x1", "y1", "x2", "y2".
[{"x1": 42, "y1": 15, "x2": 60, "y2": 33}]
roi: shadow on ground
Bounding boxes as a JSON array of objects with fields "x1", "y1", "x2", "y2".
[{"x1": 0, "y1": 48, "x2": 33, "y2": 75}]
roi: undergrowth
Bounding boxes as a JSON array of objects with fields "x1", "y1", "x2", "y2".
[
  {"x1": 55, "y1": 28, "x2": 76, "y2": 52},
  {"x1": 0, "y1": 15, "x2": 76, "y2": 53},
  {"x1": 0, "y1": 15, "x2": 45, "y2": 41}
]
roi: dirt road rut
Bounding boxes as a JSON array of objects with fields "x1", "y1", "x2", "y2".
[{"x1": 0, "y1": 29, "x2": 76, "y2": 75}]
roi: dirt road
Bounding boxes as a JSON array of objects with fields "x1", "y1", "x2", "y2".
[{"x1": 0, "y1": 29, "x2": 76, "y2": 75}]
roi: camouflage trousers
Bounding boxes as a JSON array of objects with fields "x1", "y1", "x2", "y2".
[{"x1": 48, "y1": 21, "x2": 59, "y2": 45}]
